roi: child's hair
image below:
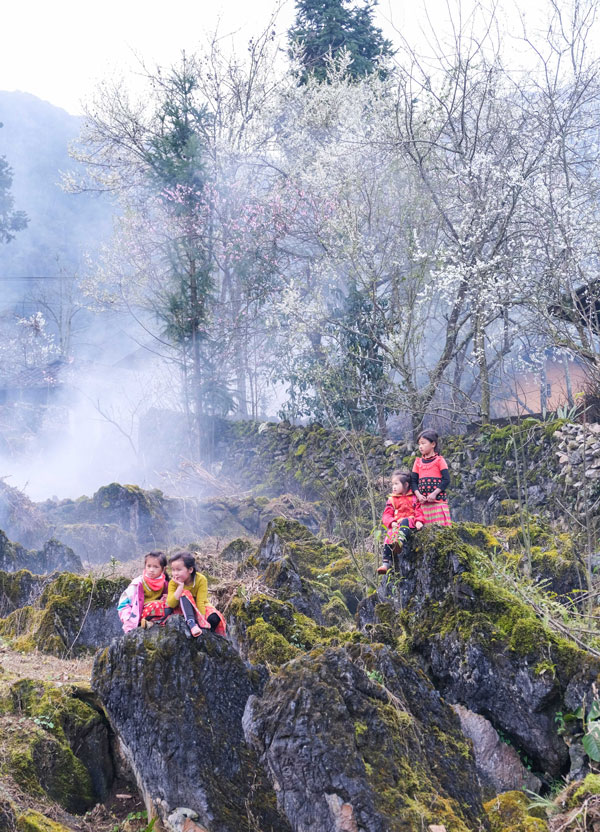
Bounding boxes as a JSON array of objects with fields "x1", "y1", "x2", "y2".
[
  {"x1": 168, "y1": 550, "x2": 197, "y2": 577},
  {"x1": 144, "y1": 550, "x2": 167, "y2": 569},
  {"x1": 418, "y1": 429, "x2": 440, "y2": 451},
  {"x1": 391, "y1": 470, "x2": 411, "y2": 489}
]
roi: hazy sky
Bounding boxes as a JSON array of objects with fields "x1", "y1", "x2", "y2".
[
  {"x1": 2, "y1": 0, "x2": 560, "y2": 121},
  {"x1": 0, "y1": 0, "x2": 546, "y2": 116}
]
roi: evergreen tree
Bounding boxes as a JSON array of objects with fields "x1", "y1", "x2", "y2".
[
  {"x1": 288, "y1": 0, "x2": 394, "y2": 83},
  {"x1": 0, "y1": 127, "x2": 28, "y2": 244}
]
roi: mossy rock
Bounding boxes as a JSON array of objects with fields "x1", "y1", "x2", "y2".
[
  {"x1": 569, "y1": 772, "x2": 600, "y2": 806},
  {"x1": 1, "y1": 723, "x2": 94, "y2": 813},
  {"x1": 0, "y1": 573, "x2": 128, "y2": 656},
  {"x1": 16, "y1": 810, "x2": 72, "y2": 832},
  {"x1": 321, "y1": 595, "x2": 353, "y2": 628},
  {"x1": 455, "y1": 522, "x2": 501, "y2": 552},
  {"x1": 0, "y1": 570, "x2": 49, "y2": 618},
  {"x1": 220, "y1": 538, "x2": 256, "y2": 562},
  {"x1": 385, "y1": 525, "x2": 597, "y2": 777},
  {"x1": 0, "y1": 531, "x2": 81, "y2": 576},
  {"x1": 92, "y1": 617, "x2": 293, "y2": 832},
  {"x1": 5, "y1": 679, "x2": 113, "y2": 800},
  {"x1": 55, "y1": 522, "x2": 138, "y2": 564},
  {"x1": 484, "y1": 791, "x2": 548, "y2": 832},
  {"x1": 42, "y1": 483, "x2": 171, "y2": 546},
  {"x1": 229, "y1": 593, "x2": 365, "y2": 668},
  {"x1": 257, "y1": 519, "x2": 369, "y2": 617},
  {"x1": 245, "y1": 643, "x2": 488, "y2": 831}
]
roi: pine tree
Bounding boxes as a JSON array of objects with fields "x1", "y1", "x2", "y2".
[
  {"x1": 288, "y1": 0, "x2": 394, "y2": 83},
  {"x1": 0, "y1": 130, "x2": 28, "y2": 244}
]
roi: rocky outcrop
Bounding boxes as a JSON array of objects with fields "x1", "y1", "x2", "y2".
[
  {"x1": 253, "y1": 520, "x2": 326, "y2": 623},
  {"x1": 39, "y1": 483, "x2": 171, "y2": 547},
  {"x1": 361, "y1": 525, "x2": 600, "y2": 778},
  {"x1": 244, "y1": 644, "x2": 488, "y2": 832},
  {"x1": 93, "y1": 613, "x2": 490, "y2": 832},
  {"x1": 0, "y1": 572, "x2": 127, "y2": 655},
  {"x1": 249, "y1": 518, "x2": 365, "y2": 626},
  {"x1": 0, "y1": 679, "x2": 116, "y2": 830},
  {"x1": 219, "y1": 538, "x2": 255, "y2": 562},
  {"x1": 0, "y1": 570, "x2": 52, "y2": 618},
  {"x1": 92, "y1": 617, "x2": 292, "y2": 832},
  {"x1": 5, "y1": 679, "x2": 114, "y2": 802},
  {"x1": 0, "y1": 680, "x2": 111, "y2": 815},
  {"x1": 0, "y1": 529, "x2": 81, "y2": 575},
  {"x1": 36, "y1": 485, "x2": 322, "y2": 562}
]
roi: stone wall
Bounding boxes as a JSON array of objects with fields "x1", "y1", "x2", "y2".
[{"x1": 213, "y1": 417, "x2": 593, "y2": 528}]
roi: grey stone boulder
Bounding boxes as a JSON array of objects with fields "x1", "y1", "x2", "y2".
[
  {"x1": 92, "y1": 616, "x2": 292, "y2": 832},
  {"x1": 364, "y1": 525, "x2": 600, "y2": 778},
  {"x1": 0, "y1": 572, "x2": 127, "y2": 655},
  {"x1": 243, "y1": 643, "x2": 488, "y2": 832},
  {"x1": 0, "y1": 529, "x2": 82, "y2": 575},
  {"x1": 0, "y1": 569, "x2": 53, "y2": 618},
  {"x1": 56, "y1": 522, "x2": 138, "y2": 564}
]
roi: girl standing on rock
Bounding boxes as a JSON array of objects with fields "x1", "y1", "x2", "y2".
[
  {"x1": 118, "y1": 551, "x2": 170, "y2": 632},
  {"x1": 167, "y1": 550, "x2": 226, "y2": 637},
  {"x1": 411, "y1": 430, "x2": 452, "y2": 527}
]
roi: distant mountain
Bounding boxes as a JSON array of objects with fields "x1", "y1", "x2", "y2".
[{"x1": 0, "y1": 91, "x2": 114, "y2": 307}]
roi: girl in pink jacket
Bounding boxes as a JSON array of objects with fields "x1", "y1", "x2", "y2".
[{"x1": 117, "y1": 551, "x2": 170, "y2": 632}]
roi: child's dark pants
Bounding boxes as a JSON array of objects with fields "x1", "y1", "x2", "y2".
[
  {"x1": 383, "y1": 520, "x2": 414, "y2": 565},
  {"x1": 180, "y1": 595, "x2": 220, "y2": 631}
]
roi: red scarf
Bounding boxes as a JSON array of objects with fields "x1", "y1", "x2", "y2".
[{"x1": 143, "y1": 572, "x2": 165, "y2": 593}]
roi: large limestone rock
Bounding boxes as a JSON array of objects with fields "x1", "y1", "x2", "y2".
[
  {"x1": 92, "y1": 617, "x2": 292, "y2": 832},
  {"x1": 0, "y1": 679, "x2": 115, "y2": 829},
  {"x1": 54, "y1": 522, "x2": 138, "y2": 564},
  {"x1": 0, "y1": 570, "x2": 52, "y2": 618},
  {"x1": 243, "y1": 643, "x2": 488, "y2": 832},
  {"x1": 361, "y1": 525, "x2": 600, "y2": 778}
]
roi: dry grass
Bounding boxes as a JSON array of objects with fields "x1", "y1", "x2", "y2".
[{"x1": 0, "y1": 645, "x2": 93, "y2": 685}]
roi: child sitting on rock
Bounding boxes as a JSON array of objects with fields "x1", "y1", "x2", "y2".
[
  {"x1": 118, "y1": 551, "x2": 170, "y2": 632},
  {"x1": 167, "y1": 550, "x2": 226, "y2": 637},
  {"x1": 377, "y1": 471, "x2": 425, "y2": 574}
]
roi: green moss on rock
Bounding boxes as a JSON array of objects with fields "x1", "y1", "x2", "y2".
[
  {"x1": 230, "y1": 594, "x2": 365, "y2": 668},
  {"x1": 0, "y1": 573, "x2": 127, "y2": 656},
  {"x1": 484, "y1": 791, "x2": 548, "y2": 832},
  {"x1": 2, "y1": 726, "x2": 94, "y2": 813},
  {"x1": 16, "y1": 810, "x2": 72, "y2": 832}
]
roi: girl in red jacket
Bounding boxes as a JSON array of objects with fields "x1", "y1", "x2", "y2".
[{"x1": 377, "y1": 471, "x2": 425, "y2": 574}]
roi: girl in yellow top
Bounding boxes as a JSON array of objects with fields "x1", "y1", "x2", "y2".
[{"x1": 167, "y1": 551, "x2": 226, "y2": 637}]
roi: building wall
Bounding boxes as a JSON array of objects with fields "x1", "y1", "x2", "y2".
[{"x1": 495, "y1": 361, "x2": 590, "y2": 417}]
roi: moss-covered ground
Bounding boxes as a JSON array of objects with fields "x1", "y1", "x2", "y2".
[{"x1": 0, "y1": 643, "x2": 150, "y2": 832}]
